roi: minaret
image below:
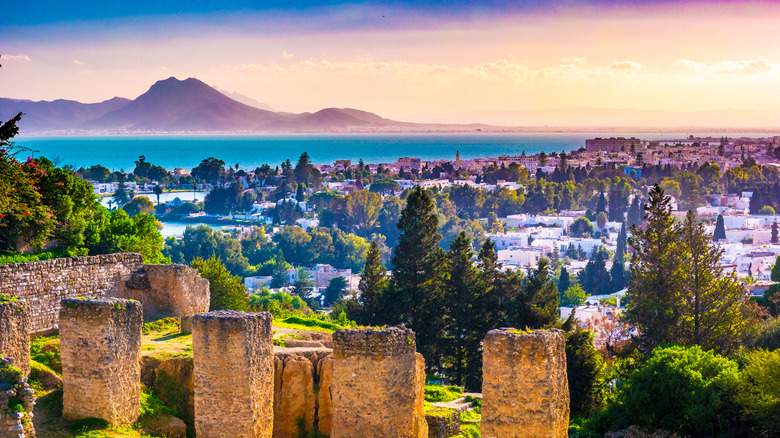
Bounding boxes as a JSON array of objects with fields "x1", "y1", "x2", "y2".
[{"x1": 456, "y1": 150, "x2": 461, "y2": 167}]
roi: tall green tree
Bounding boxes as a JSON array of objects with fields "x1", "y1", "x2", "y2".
[
  {"x1": 323, "y1": 276, "x2": 347, "y2": 307},
  {"x1": 357, "y1": 241, "x2": 388, "y2": 325},
  {"x1": 677, "y1": 210, "x2": 756, "y2": 354},
  {"x1": 625, "y1": 185, "x2": 682, "y2": 350},
  {"x1": 611, "y1": 223, "x2": 628, "y2": 292},
  {"x1": 191, "y1": 256, "x2": 248, "y2": 311},
  {"x1": 558, "y1": 267, "x2": 571, "y2": 299},
  {"x1": 626, "y1": 196, "x2": 642, "y2": 228},
  {"x1": 442, "y1": 232, "x2": 485, "y2": 389},
  {"x1": 713, "y1": 214, "x2": 727, "y2": 241},
  {"x1": 514, "y1": 258, "x2": 559, "y2": 329},
  {"x1": 580, "y1": 248, "x2": 611, "y2": 296},
  {"x1": 387, "y1": 186, "x2": 446, "y2": 368}
]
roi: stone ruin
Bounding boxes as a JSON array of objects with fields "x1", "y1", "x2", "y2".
[
  {"x1": 59, "y1": 297, "x2": 143, "y2": 427},
  {"x1": 0, "y1": 298, "x2": 30, "y2": 377},
  {"x1": 116, "y1": 264, "x2": 210, "y2": 319},
  {"x1": 330, "y1": 326, "x2": 428, "y2": 438},
  {"x1": 0, "y1": 254, "x2": 209, "y2": 335},
  {"x1": 0, "y1": 357, "x2": 35, "y2": 438},
  {"x1": 273, "y1": 349, "x2": 333, "y2": 438},
  {"x1": 191, "y1": 310, "x2": 274, "y2": 438},
  {"x1": 482, "y1": 328, "x2": 569, "y2": 438}
]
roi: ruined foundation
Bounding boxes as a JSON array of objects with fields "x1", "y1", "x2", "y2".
[
  {"x1": 60, "y1": 297, "x2": 143, "y2": 427},
  {"x1": 0, "y1": 357, "x2": 36, "y2": 438},
  {"x1": 0, "y1": 298, "x2": 30, "y2": 376},
  {"x1": 116, "y1": 264, "x2": 210, "y2": 319},
  {"x1": 482, "y1": 328, "x2": 569, "y2": 438},
  {"x1": 330, "y1": 326, "x2": 428, "y2": 438},
  {"x1": 192, "y1": 311, "x2": 274, "y2": 438}
]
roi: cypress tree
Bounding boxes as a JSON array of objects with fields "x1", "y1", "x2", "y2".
[
  {"x1": 626, "y1": 196, "x2": 642, "y2": 228},
  {"x1": 611, "y1": 223, "x2": 628, "y2": 292},
  {"x1": 558, "y1": 267, "x2": 571, "y2": 300},
  {"x1": 515, "y1": 258, "x2": 560, "y2": 329},
  {"x1": 296, "y1": 183, "x2": 305, "y2": 203},
  {"x1": 443, "y1": 232, "x2": 484, "y2": 389},
  {"x1": 772, "y1": 222, "x2": 778, "y2": 244},
  {"x1": 358, "y1": 241, "x2": 388, "y2": 325},
  {"x1": 596, "y1": 192, "x2": 607, "y2": 215},
  {"x1": 713, "y1": 214, "x2": 727, "y2": 241},
  {"x1": 388, "y1": 186, "x2": 446, "y2": 367}
]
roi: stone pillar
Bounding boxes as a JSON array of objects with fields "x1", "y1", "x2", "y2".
[
  {"x1": 482, "y1": 328, "x2": 569, "y2": 438},
  {"x1": 0, "y1": 297, "x2": 30, "y2": 376},
  {"x1": 60, "y1": 297, "x2": 143, "y2": 427},
  {"x1": 330, "y1": 326, "x2": 428, "y2": 438},
  {"x1": 192, "y1": 311, "x2": 274, "y2": 438}
]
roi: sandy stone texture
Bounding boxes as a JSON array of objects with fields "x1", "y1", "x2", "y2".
[
  {"x1": 482, "y1": 328, "x2": 569, "y2": 438},
  {"x1": 272, "y1": 349, "x2": 332, "y2": 438},
  {"x1": 116, "y1": 264, "x2": 210, "y2": 319},
  {"x1": 330, "y1": 326, "x2": 428, "y2": 438},
  {"x1": 59, "y1": 297, "x2": 143, "y2": 427},
  {"x1": 0, "y1": 300, "x2": 30, "y2": 376},
  {"x1": 192, "y1": 311, "x2": 274, "y2": 438}
]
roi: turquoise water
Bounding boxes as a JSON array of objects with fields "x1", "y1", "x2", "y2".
[{"x1": 13, "y1": 133, "x2": 623, "y2": 170}]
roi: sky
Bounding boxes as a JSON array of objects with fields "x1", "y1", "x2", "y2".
[{"x1": 2, "y1": 0, "x2": 780, "y2": 125}]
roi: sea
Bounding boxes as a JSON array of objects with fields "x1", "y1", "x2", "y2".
[{"x1": 10, "y1": 133, "x2": 706, "y2": 171}]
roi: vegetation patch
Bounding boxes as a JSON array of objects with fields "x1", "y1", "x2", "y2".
[
  {"x1": 142, "y1": 317, "x2": 180, "y2": 335},
  {"x1": 423, "y1": 403, "x2": 458, "y2": 417},
  {"x1": 424, "y1": 384, "x2": 463, "y2": 403}
]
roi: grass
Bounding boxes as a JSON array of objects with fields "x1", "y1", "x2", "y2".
[
  {"x1": 142, "y1": 317, "x2": 180, "y2": 335},
  {"x1": 30, "y1": 335, "x2": 62, "y2": 373},
  {"x1": 141, "y1": 317, "x2": 192, "y2": 358},
  {"x1": 423, "y1": 403, "x2": 458, "y2": 417},
  {"x1": 424, "y1": 384, "x2": 463, "y2": 403},
  {"x1": 273, "y1": 333, "x2": 305, "y2": 348},
  {"x1": 273, "y1": 315, "x2": 348, "y2": 333}
]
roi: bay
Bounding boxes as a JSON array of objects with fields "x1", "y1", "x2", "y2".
[{"x1": 11, "y1": 133, "x2": 689, "y2": 171}]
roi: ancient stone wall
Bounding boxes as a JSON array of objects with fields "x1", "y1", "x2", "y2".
[
  {"x1": 273, "y1": 349, "x2": 332, "y2": 438},
  {"x1": 0, "y1": 253, "x2": 144, "y2": 334},
  {"x1": 116, "y1": 264, "x2": 210, "y2": 319},
  {"x1": 0, "y1": 357, "x2": 35, "y2": 438},
  {"x1": 192, "y1": 311, "x2": 274, "y2": 438},
  {"x1": 482, "y1": 328, "x2": 569, "y2": 438},
  {"x1": 0, "y1": 299, "x2": 30, "y2": 376},
  {"x1": 330, "y1": 326, "x2": 428, "y2": 438},
  {"x1": 60, "y1": 298, "x2": 143, "y2": 427}
]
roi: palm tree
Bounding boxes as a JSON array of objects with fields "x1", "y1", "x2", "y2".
[{"x1": 153, "y1": 184, "x2": 164, "y2": 205}]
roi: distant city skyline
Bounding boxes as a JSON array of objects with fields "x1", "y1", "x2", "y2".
[{"x1": 3, "y1": 0, "x2": 780, "y2": 126}]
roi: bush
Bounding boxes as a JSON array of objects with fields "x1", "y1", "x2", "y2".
[
  {"x1": 30, "y1": 335, "x2": 61, "y2": 374},
  {"x1": 0, "y1": 251, "x2": 59, "y2": 264},
  {"x1": 737, "y1": 349, "x2": 780, "y2": 436},
  {"x1": 566, "y1": 328, "x2": 606, "y2": 417},
  {"x1": 424, "y1": 385, "x2": 463, "y2": 403},
  {"x1": 191, "y1": 256, "x2": 248, "y2": 311},
  {"x1": 615, "y1": 345, "x2": 741, "y2": 436},
  {"x1": 751, "y1": 318, "x2": 780, "y2": 350}
]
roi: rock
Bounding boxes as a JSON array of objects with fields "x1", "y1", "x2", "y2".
[
  {"x1": 274, "y1": 354, "x2": 316, "y2": 438},
  {"x1": 141, "y1": 413, "x2": 187, "y2": 438},
  {"x1": 317, "y1": 355, "x2": 334, "y2": 436}
]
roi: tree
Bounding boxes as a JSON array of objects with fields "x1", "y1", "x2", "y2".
[
  {"x1": 558, "y1": 267, "x2": 571, "y2": 298},
  {"x1": 191, "y1": 256, "x2": 248, "y2": 311},
  {"x1": 596, "y1": 192, "x2": 607, "y2": 215},
  {"x1": 625, "y1": 185, "x2": 682, "y2": 350},
  {"x1": 514, "y1": 258, "x2": 559, "y2": 329},
  {"x1": 611, "y1": 223, "x2": 628, "y2": 292},
  {"x1": 626, "y1": 196, "x2": 642, "y2": 228},
  {"x1": 293, "y1": 267, "x2": 315, "y2": 302},
  {"x1": 357, "y1": 241, "x2": 388, "y2": 325},
  {"x1": 565, "y1": 327, "x2": 606, "y2": 417},
  {"x1": 714, "y1": 214, "x2": 727, "y2": 241},
  {"x1": 296, "y1": 183, "x2": 305, "y2": 203},
  {"x1": 569, "y1": 217, "x2": 595, "y2": 238},
  {"x1": 270, "y1": 251, "x2": 290, "y2": 288},
  {"x1": 122, "y1": 196, "x2": 154, "y2": 217},
  {"x1": 442, "y1": 232, "x2": 484, "y2": 388},
  {"x1": 153, "y1": 184, "x2": 164, "y2": 205},
  {"x1": 562, "y1": 284, "x2": 588, "y2": 307},
  {"x1": 387, "y1": 186, "x2": 446, "y2": 367},
  {"x1": 773, "y1": 222, "x2": 778, "y2": 244},
  {"x1": 323, "y1": 276, "x2": 347, "y2": 307},
  {"x1": 677, "y1": 210, "x2": 757, "y2": 354},
  {"x1": 192, "y1": 157, "x2": 226, "y2": 183},
  {"x1": 580, "y1": 248, "x2": 611, "y2": 296},
  {"x1": 595, "y1": 212, "x2": 607, "y2": 231},
  {"x1": 113, "y1": 174, "x2": 129, "y2": 207}
]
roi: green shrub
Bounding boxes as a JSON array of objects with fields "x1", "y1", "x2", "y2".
[
  {"x1": 737, "y1": 349, "x2": 780, "y2": 436},
  {"x1": 0, "y1": 363, "x2": 23, "y2": 386},
  {"x1": 615, "y1": 345, "x2": 741, "y2": 436},
  {"x1": 142, "y1": 317, "x2": 181, "y2": 335},
  {"x1": 751, "y1": 318, "x2": 780, "y2": 351},
  {"x1": 0, "y1": 251, "x2": 59, "y2": 265},
  {"x1": 424, "y1": 384, "x2": 463, "y2": 403},
  {"x1": 30, "y1": 335, "x2": 61, "y2": 374},
  {"x1": 139, "y1": 388, "x2": 176, "y2": 419}
]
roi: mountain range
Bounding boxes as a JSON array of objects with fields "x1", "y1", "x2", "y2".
[
  {"x1": 2, "y1": 77, "x2": 778, "y2": 133},
  {"x1": 0, "y1": 77, "x2": 427, "y2": 134}
]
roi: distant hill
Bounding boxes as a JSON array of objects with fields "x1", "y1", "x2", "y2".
[
  {"x1": 1, "y1": 77, "x2": 424, "y2": 134},
  {"x1": 0, "y1": 97, "x2": 130, "y2": 132},
  {"x1": 216, "y1": 89, "x2": 275, "y2": 112}
]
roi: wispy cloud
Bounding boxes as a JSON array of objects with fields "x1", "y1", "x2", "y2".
[
  {"x1": 562, "y1": 57, "x2": 587, "y2": 64},
  {"x1": 3, "y1": 54, "x2": 32, "y2": 61},
  {"x1": 676, "y1": 58, "x2": 778, "y2": 74},
  {"x1": 608, "y1": 61, "x2": 644, "y2": 71},
  {"x1": 73, "y1": 59, "x2": 85, "y2": 65},
  {"x1": 282, "y1": 51, "x2": 294, "y2": 60}
]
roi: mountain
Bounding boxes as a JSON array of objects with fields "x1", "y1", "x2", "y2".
[
  {"x1": 0, "y1": 97, "x2": 130, "y2": 132},
  {"x1": 216, "y1": 89, "x2": 275, "y2": 111}
]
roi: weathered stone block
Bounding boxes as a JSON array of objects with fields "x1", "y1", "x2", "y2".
[
  {"x1": 425, "y1": 408, "x2": 460, "y2": 438},
  {"x1": 273, "y1": 354, "x2": 315, "y2": 438},
  {"x1": 0, "y1": 298, "x2": 30, "y2": 376},
  {"x1": 482, "y1": 328, "x2": 569, "y2": 438},
  {"x1": 316, "y1": 355, "x2": 334, "y2": 436},
  {"x1": 192, "y1": 311, "x2": 274, "y2": 438},
  {"x1": 60, "y1": 297, "x2": 143, "y2": 427},
  {"x1": 0, "y1": 356, "x2": 36, "y2": 438},
  {"x1": 116, "y1": 264, "x2": 210, "y2": 319},
  {"x1": 331, "y1": 326, "x2": 428, "y2": 438}
]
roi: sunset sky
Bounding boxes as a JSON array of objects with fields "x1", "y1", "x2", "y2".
[{"x1": 3, "y1": 0, "x2": 780, "y2": 125}]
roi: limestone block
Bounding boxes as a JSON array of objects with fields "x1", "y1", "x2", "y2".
[
  {"x1": 316, "y1": 355, "x2": 334, "y2": 436},
  {"x1": 330, "y1": 326, "x2": 428, "y2": 438},
  {"x1": 60, "y1": 297, "x2": 143, "y2": 427},
  {"x1": 0, "y1": 356, "x2": 36, "y2": 438},
  {"x1": 273, "y1": 354, "x2": 315, "y2": 438},
  {"x1": 0, "y1": 299, "x2": 30, "y2": 376},
  {"x1": 192, "y1": 311, "x2": 274, "y2": 438},
  {"x1": 116, "y1": 264, "x2": 210, "y2": 319},
  {"x1": 425, "y1": 409, "x2": 460, "y2": 438},
  {"x1": 482, "y1": 328, "x2": 569, "y2": 438}
]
